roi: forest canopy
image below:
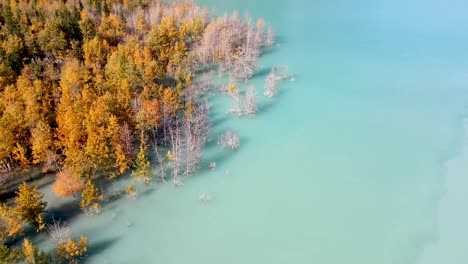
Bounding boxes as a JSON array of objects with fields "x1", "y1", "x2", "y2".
[
  {"x1": 0, "y1": 0, "x2": 279, "y2": 261},
  {"x1": 0, "y1": 0, "x2": 274, "y2": 207}
]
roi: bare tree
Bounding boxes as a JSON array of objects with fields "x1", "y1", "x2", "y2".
[
  {"x1": 168, "y1": 121, "x2": 183, "y2": 185},
  {"x1": 120, "y1": 122, "x2": 134, "y2": 155},
  {"x1": 218, "y1": 130, "x2": 240, "y2": 150},
  {"x1": 232, "y1": 17, "x2": 260, "y2": 80},
  {"x1": 199, "y1": 192, "x2": 212, "y2": 202},
  {"x1": 229, "y1": 91, "x2": 243, "y2": 117},
  {"x1": 264, "y1": 71, "x2": 278, "y2": 98},
  {"x1": 47, "y1": 219, "x2": 72, "y2": 243},
  {"x1": 265, "y1": 24, "x2": 275, "y2": 47},
  {"x1": 209, "y1": 162, "x2": 216, "y2": 171},
  {"x1": 154, "y1": 145, "x2": 166, "y2": 182},
  {"x1": 45, "y1": 150, "x2": 62, "y2": 172},
  {"x1": 184, "y1": 103, "x2": 210, "y2": 175},
  {"x1": 264, "y1": 65, "x2": 291, "y2": 97},
  {"x1": 243, "y1": 85, "x2": 257, "y2": 117}
]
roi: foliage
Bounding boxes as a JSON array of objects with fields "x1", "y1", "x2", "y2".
[
  {"x1": 80, "y1": 180, "x2": 103, "y2": 213},
  {"x1": 0, "y1": 0, "x2": 271, "y2": 188},
  {"x1": 0, "y1": 244, "x2": 24, "y2": 264},
  {"x1": 22, "y1": 238, "x2": 52, "y2": 264},
  {"x1": 55, "y1": 235, "x2": 88, "y2": 263},
  {"x1": 131, "y1": 136, "x2": 153, "y2": 184},
  {"x1": 53, "y1": 169, "x2": 85, "y2": 198},
  {"x1": 0, "y1": 203, "x2": 25, "y2": 240},
  {"x1": 126, "y1": 185, "x2": 137, "y2": 199},
  {"x1": 15, "y1": 183, "x2": 47, "y2": 231}
]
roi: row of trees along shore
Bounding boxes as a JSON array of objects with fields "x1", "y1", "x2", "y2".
[{"x1": 0, "y1": 0, "x2": 292, "y2": 262}]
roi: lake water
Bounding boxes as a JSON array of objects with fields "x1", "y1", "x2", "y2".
[{"x1": 36, "y1": 0, "x2": 468, "y2": 263}]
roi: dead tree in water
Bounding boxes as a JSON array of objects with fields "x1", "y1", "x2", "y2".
[
  {"x1": 264, "y1": 65, "x2": 290, "y2": 97},
  {"x1": 218, "y1": 130, "x2": 240, "y2": 150},
  {"x1": 243, "y1": 85, "x2": 257, "y2": 117},
  {"x1": 154, "y1": 145, "x2": 166, "y2": 182},
  {"x1": 47, "y1": 219, "x2": 71, "y2": 243},
  {"x1": 229, "y1": 91, "x2": 243, "y2": 117},
  {"x1": 232, "y1": 17, "x2": 260, "y2": 80},
  {"x1": 265, "y1": 25, "x2": 275, "y2": 47},
  {"x1": 184, "y1": 103, "x2": 210, "y2": 175},
  {"x1": 168, "y1": 121, "x2": 183, "y2": 185}
]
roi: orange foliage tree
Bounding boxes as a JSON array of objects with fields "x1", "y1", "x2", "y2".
[{"x1": 52, "y1": 169, "x2": 84, "y2": 198}]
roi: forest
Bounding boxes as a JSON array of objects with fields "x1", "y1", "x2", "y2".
[{"x1": 0, "y1": 0, "x2": 287, "y2": 262}]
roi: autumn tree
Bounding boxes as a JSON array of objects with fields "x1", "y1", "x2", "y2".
[
  {"x1": 0, "y1": 203, "x2": 25, "y2": 240},
  {"x1": 30, "y1": 120, "x2": 54, "y2": 165},
  {"x1": 53, "y1": 169, "x2": 84, "y2": 199},
  {"x1": 80, "y1": 179, "x2": 103, "y2": 214},
  {"x1": 132, "y1": 135, "x2": 153, "y2": 184},
  {"x1": 56, "y1": 235, "x2": 88, "y2": 263},
  {"x1": 13, "y1": 143, "x2": 32, "y2": 180},
  {"x1": 22, "y1": 238, "x2": 51, "y2": 264},
  {"x1": 15, "y1": 182, "x2": 47, "y2": 231}
]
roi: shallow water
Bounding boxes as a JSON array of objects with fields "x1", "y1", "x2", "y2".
[{"x1": 36, "y1": 0, "x2": 468, "y2": 263}]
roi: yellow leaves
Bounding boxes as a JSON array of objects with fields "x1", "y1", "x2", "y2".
[
  {"x1": 136, "y1": 97, "x2": 161, "y2": 132},
  {"x1": 166, "y1": 150, "x2": 174, "y2": 161},
  {"x1": 162, "y1": 87, "x2": 180, "y2": 117},
  {"x1": 83, "y1": 37, "x2": 110, "y2": 74},
  {"x1": 0, "y1": 183, "x2": 47, "y2": 240},
  {"x1": 179, "y1": 16, "x2": 206, "y2": 41},
  {"x1": 80, "y1": 179, "x2": 103, "y2": 213},
  {"x1": 132, "y1": 137, "x2": 153, "y2": 185},
  {"x1": 30, "y1": 120, "x2": 53, "y2": 164},
  {"x1": 1, "y1": 34, "x2": 23, "y2": 55},
  {"x1": 0, "y1": 203, "x2": 25, "y2": 240},
  {"x1": 227, "y1": 82, "x2": 238, "y2": 94},
  {"x1": 56, "y1": 235, "x2": 88, "y2": 261},
  {"x1": 98, "y1": 13, "x2": 125, "y2": 46},
  {"x1": 125, "y1": 184, "x2": 137, "y2": 198},
  {"x1": 135, "y1": 9, "x2": 149, "y2": 33},
  {"x1": 13, "y1": 143, "x2": 29, "y2": 169},
  {"x1": 79, "y1": 9, "x2": 96, "y2": 40},
  {"x1": 185, "y1": 100, "x2": 195, "y2": 118},
  {"x1": 0, "y1": 64, "x2": 16, "y2": 87},
  {"x1": 22, "y1": 238, "x2": 36, "y2": 264},
  {"x1": 15, "y1": 182, "x2": 47, "y2": 231}
]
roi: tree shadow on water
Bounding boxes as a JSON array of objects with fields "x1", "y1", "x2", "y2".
[
  {"x1": 44, "y1": 199, "x2": 82, "y2": 224},
  {"x1": 256, "y1": 100, "x2": 277, "y2": 116},
  {"x1": 197, "y1": 137, "x2": 250, "y2": 176},
  {"x1": 252, "y1": 67, "x2": 271, "y2": 79},
  {"x1": 86, "y1": 237, "x2": 120, "y2": 258}
]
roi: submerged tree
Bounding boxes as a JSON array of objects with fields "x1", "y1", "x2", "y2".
[
  {"x1": 183, "y1": 102, "x2": 210, "y2": 175},
  {"x1": 264, "y1": 65, "x2": 290, "y2": 97},
  {"x1": 218, "y1": 130, "x2": 240, "y2": 150},
  {"x1": 265, "y1": 25, "x2": 275, "y2": 47},
  {"x1": 229, "y1": 91, "x2": 243, "y2": 117},
  {"x1": 243, "y1": 85, "x2": 257, "y2": 117},
  {"x1": 47, "y1": 219, "x2": 72, "y2": 244}
]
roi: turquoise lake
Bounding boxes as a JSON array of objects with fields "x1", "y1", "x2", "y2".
[{"x1": 34, "y1": 0, "x2": 468, "y2": 263}]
